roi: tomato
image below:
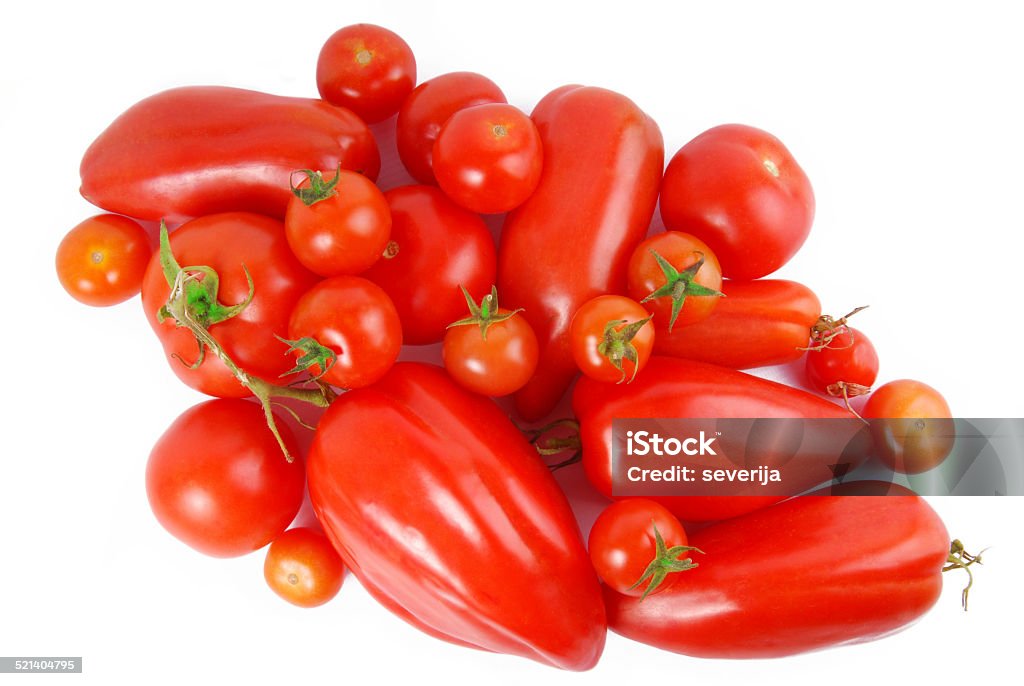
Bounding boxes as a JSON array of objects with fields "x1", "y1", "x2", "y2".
[
  {"x1": 287, "y1": 276, "x2": 401, "y2": 389},
  {"x1": 308, "y1": 362, "x2": 605, "y2": 670},
  {"x1": 805, "y1": 327, "x2": 880, "y2": 398},
  {"x1": 626, "y1": 231, "x2": 723, "y2": 331},
  {"x1": 498, "y1": 86, "x2": 663, "y2": 420},
  {"x1": 55, "y1": 214, "x2": 152, "y2": 307},
  {"x1": 863, "y1": 379, "x2": 954, "y2": 474},
  {"x1": 442, "y1": 286, "x2": 538, "y2": 397},
  {"x1": 316, "y1": 24, "x2": 416, "y2": 124},
  {"x1": 396, "y1": 72, "x2": 507, "y2": 185},
  {"x1": 653, "y1": 279, "x2": 821, "y2": 369},
  {"x1": 588, "y1": 499, "x2": 698, "y2": 599},
  {"x1": 362, "y1": 185, "x2": 496, "y2": 344},
  {"x1": 433, "y1": 103, "x2": 543, "y2": 214},
  {"x1": 141, "y1": 212, "x2": 319, "y2": 398},
  {"x1": 80, "y1": 86, "x2": 380, "y2": 222},
  {"x1": 605, "y1": 495, "x2": 951, "y2": 658},
  {"x1": 569, "y1": 295, "x2": 654, "y2": 384},
  {"x1": 264, "y1": 527, "x2": 346, "y2": 608},
  {"x1": 660, "y1": 124, "x2": 814, "y2": 279},
  {"x1": 284, "y1": 169, "x2": 391, "y2": 277},
  {"x1": 146, "y1": 399, "x2": 305, "y2": 558},
  {"x1": 573, "y1": 356, "x2": 861, "y2": 522}
]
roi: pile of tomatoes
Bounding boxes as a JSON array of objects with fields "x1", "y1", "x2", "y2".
[{"x1": 56, "y1": 23, "x2": 977, "y2": 671}]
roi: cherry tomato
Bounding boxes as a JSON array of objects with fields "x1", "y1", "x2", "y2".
[
  {"x1": 284, "y1": 169, "x2": 391, "y2": 277},
  {"x1": 569, "y1": 295, "x2": 654, "y2": 384},
  {"x1": 396, "y1": 72, "x2": 507, "y2": 184},
  {"x1": 146, "y1": 399, "x2": 305, "y2": 558},
  {"x1": 442, "y1": 286, "x2": 539, "y2": 396},
  {"x1": 264, "y1": 527, "x2": 346, "y2": 608},
  {"x1": 287, "y1": 275, "x2": 402, "y2": 389},
  {"x1": 863, "y1": 379, "x2": 954, "y2": 474},
  {"x1": 362, "y1": 185, "x2": 497, "y2": 344},
  {"x1": 316, "y1": 24, "x2": 416, "y2": 124},
  {"x1": 55, "y1": 214, "x2": 152, "y2": 307},
  {"x1": 433, "y1": 103, "x2": 543, "y2": 214},
  {"x1": 804, "y1": 327, "x2": 879, "y2": 398},
  {"x1": 660, "y1": 124, "x2": 814, "y2": 279},
  {"x1": 626, "y1": 231, "x2": 723, "y2": 332},
  {"x1": 588, "y1": 499, "x2": 698, "y2": 599}
]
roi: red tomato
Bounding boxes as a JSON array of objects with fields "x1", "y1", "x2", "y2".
[
  {"x1": 660, "y1": 124, "x2": 814, "y2": 279},
  {"x1": 316, "y1": 24, "x2": 416, "y2": 124},
  {"x1": 626, "y1": 231, "x2": 723, "y2": 331},
  {"x1": 442, "y1": 287, "x2": 539, "y2": 396},
  {"x1": 287, "y1": 276, "x2": 402, "y2": 389},
  {"x1": 863, "y1": 379, "x2": 954, "y2": 474},
  {"x1": 362, "y1": 185, "x2": 496, "y2": 344},
  {"x1": 805, "y1": 327, "x2": 880, "y2": 398},
  {"x1": 433, "y1": 103, "x2": 543, "y2": 214},
  {"x1": 588, "y1": 499, "x2": 698, "y2": 599},
  {"x1": 284, "y1": 169, "x2": 391, "y2": 277},
  {"x1": 146, "y1": 399, "x2": 305, "y2": 558},
  {"x1": 55, "y1": 214, "x2": 152, "y2": 307},
  {"x1": 396, "y1": 72, "x2": 507, "y2": 184},
  {"x1": 141, "y1": 213, "x2": 319, "y2": 398},
  {"x1": 308, "y1": 362, "x2": 605, "y2": 670},
  {"x1": 569, "y1": 295, "x2": 654, "y2": 384},
  {"x1": 264, "y1": 527, "x2": 346, "y2": 608}
]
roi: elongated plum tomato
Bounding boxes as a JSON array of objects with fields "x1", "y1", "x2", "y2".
[
  {"x1": 804, "y1": 327, "x2": 879, "y2": 398},
  {"x1": 316, "y1": 24, "x2": 416, "y2": 124},
  {"x1": 56, "y1": 214, "x2": 153, "y2": 306},
  {"x1": 569, "y1": 295, "x2": 655, "y2": 384},
  {"x1": 433, "y1": 103, "x2": 543, "y2": 214},
  {"x1": 264, "y1": 527, "x2": 346, "y2": 608},
  {"x1": 863, "y1": 379, "x2": 954, "y2": 474},
  {"x1": 146, "y1": 399, "x2": 305, "y2": 558}
]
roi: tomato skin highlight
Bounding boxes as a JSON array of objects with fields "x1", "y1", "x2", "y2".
[
  {"x1": 605, "y1": 495, "x2": 950, "y2": 658},
  {"x1": 498, "y1": 86, "x2": 664, "y2": 421},
  {"x1": 308, "y1": 362, "x2": 606, "y2": 670},
  {"x1": 55, "y1": 214, "x2": 152, "y2": 307},
  {"x1": 80, "y1": 86, "x2": 380, "y2": 222},
  {"x1": 264, "y1": 527, "x2": 346, "y2": 608},
  {"x1": 146, "y1": 399, "x2": 305, "y2": 558},
  {"x1": 660, "y1": 124, "x2": 814, "y2": 280},
  {"x1": 653, "y1": 279, "x2": 821, "y2": 369}
]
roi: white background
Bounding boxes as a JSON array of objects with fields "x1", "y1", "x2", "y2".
[{"x1": 2, "y1": 1, "x2": 1023, "y2": 684}]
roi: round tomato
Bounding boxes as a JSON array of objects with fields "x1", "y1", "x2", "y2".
[
  {"x1": 362, "y1": 185, "x2": 497, "y2": 344},
  {"x1": 588, "y1": 499, "x2": 698, "y2": 598},
  {"x1": 284, "y1": 169, "x2": 391, "y2": 277},
  {"x1": 287, "y1": 276, "x2": 401, "y2": 389},
  {"x1": 433, "y1": 103, "x2": 543, "y2": 214},
  {"x1": 626, "y1": 231, "x2": 723, "y2": 332},
  {"x1": 570, "y1": 295, "x2": 654, "y2": 384},
  {"x1": 863, "y1": 379, "x2": 954, "y2": 474},
  {"x1": 264, "y1": 527, "x2": 346, "y2": 608},
  {"x1": 316, "y1": 23, "x2": 416, "y2": 124},
  {"x1": 396, "y1": 72, "x2": 507, "y2": 184},
  {"x1": 804, "y1": 327, "x2": 879, "y2": 398},
  {"x1": 442, "y1": 286, "x2": 539, "y2": 396},
  {"x1": 660, "y1": 124, "x2": 814, "y2": 280},
  {"x1": 146, "y1": 399, "x2": 305, "y2": 558},
  {"x1": 56, "y1": 214, "x2": 152, "y2": 307},
  {"x1": 141, "y1": 213, "x2": 319, "y2": 398}
]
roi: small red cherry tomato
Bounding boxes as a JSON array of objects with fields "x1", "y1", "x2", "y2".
[
  {"x1": 433, "y1": 103, "x2": 543, "y2": 214},
  {"x1": 264, "y1": 527, "x2": 346, "y2": 608},
  {"x1": 588, "y1": 499, "x2": 698, "y2": 599},
  {"x1": 56, "y1": 214, "x2": 153, "y2": 306},
  {"x1": 316, "y1": 24, "x2": 416, "y2": 124},
  {"x1": 570, "y1": 295, "x2": 654, "y2": 384},
  {"x1": 626, "y1": 231, "x2": 723, "y2": 332},
  {"x1": 804, "y1": 327, "x2": 879, "y2": 398},
  {"x1": 863, "y1": 379, "x2": 954, "y2": 474}
]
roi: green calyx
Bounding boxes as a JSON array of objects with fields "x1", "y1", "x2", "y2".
[
  {"x1": 277, "y1": 335, "x2": 337, "y2": 382},
  {"x1": 641, "y1": 249, "x2": 724, "y2": 332},
  {"x1": 290, "y1": 168, "x2": 342, "y2": 206},
  {"x1": 597, "y1": 315, "x2": 653, "y2": 384},
  {"x1": 630, "y1": 522, "x2": 703, "y2": 600},
  {"x1": 447, "y1": 285, "x2": 523, "y2": 340}
]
